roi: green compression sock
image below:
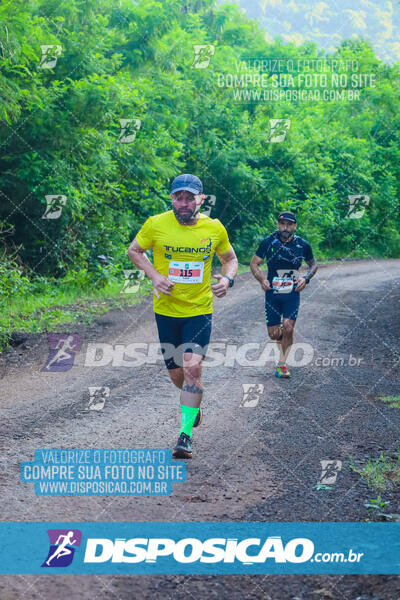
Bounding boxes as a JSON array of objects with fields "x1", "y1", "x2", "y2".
[{"x1": 179, "y1": 405, "x2": 199, "y2": 437}]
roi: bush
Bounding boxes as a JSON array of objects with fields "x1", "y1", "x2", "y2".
[{"x1": 0, "y1": 257, "x2": 31, "y2": 300}]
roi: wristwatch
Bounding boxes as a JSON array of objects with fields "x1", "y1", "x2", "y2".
[
  {"x1": 223, "y1": 275, "x2": 235, "y2": 288},
  {"x1": 304, "y1": 275, "x2": 310, "y2": 285}
]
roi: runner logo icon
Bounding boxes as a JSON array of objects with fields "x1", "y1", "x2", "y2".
[
  {"x1": 42, "y1": 529, "x2": 82, "y2": 568},
  {"x1": 42, "y1": 334, "x2": 82, "y2": 372}
]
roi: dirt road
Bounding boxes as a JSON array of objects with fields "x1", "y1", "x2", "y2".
[{"x1": 1, "y1": 259, "x2": 399, "y2": 599}]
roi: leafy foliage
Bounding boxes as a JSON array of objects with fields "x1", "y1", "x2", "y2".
[{"x1": 0, "y1": 0, "x2": 399, "y2": 285}]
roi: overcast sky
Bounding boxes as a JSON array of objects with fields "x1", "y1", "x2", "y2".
[{"x1": 231, "y1": 0, "x2": 400, "y2": 63}]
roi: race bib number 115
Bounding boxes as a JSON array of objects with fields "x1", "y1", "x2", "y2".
[{"x1": 168, "y1": 260, "x2": 204, "y2": 284}]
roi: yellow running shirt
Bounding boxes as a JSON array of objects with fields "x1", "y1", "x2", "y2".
[{"x1": 136, "y1": 210, "x2": 231, "y2": 317}]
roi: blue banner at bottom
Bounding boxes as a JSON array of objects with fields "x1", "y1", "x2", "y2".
[{"x1": 1, "y1": 522, "x2": 399, "y2": 574}]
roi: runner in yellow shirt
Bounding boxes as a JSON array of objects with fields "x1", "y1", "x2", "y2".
[{"x1": 128, "y1": 174, "x2": 238, "y2": 459}]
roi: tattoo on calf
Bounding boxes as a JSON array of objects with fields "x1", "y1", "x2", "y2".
[{"x1": 182, "y1": 383, "x2": 203, "y2": 394}]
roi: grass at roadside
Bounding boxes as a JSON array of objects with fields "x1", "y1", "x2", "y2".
[
  {"x1": 0, "y1": 277, "x2": 153, "y2": 353},
  {"x1": 349, "y1": 449, "x2": 400, "y2": 521},
  {"x1": 349, "y1": 450, "x2": 400, "y2": 492}
]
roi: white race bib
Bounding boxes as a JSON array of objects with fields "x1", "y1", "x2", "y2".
[
  {"x1": 272, "y1": 269, "x2": 299, "y2": 293},
  {"x1": 272, "y1": 276, "x2": 294, "y2": 293},
  {"x1": 168, "y1": 260, "x2": 204, "y2": 284}
]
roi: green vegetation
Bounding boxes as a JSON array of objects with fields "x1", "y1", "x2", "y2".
[
  {"x1": 349, "y1": 451, "x2": 400, "y2": 492},
  {"x1": 378, "y1": 396, "x2": 400, "y2": 409},
  {"x1": 363, "y1": 496, "x2": 394, "y2": 521},
  {"x1": 1, "y1": 0, "x2": 400, "y2": 350}
]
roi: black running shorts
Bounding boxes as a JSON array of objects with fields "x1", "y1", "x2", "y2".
[
  {"x1": 154, "y1": 313, "x2": 213, "y2": 370},
  {"x1": 265, "y1": 289, "x2": 300, "y2": 326}
]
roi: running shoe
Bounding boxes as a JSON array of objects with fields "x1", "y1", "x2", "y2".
[
  {"x1": 193, "y1": 408, "x2": 203, "y2": 428},
  {"x1": 275, "y1": 364, "x2": 291, "y2": 378},
  {"x1": 173, "y1": 432, "x2": 192, "y2": 459}
]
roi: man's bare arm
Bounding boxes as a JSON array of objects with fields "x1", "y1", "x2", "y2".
[
  {"x1": 127, "y1": 238, "x2": 174, "y2": 297},
  {"x1": 218, "y1": 247, "x2": 238, "y2": 279},
  {"x1": 211, "y1": 247, "x2": 238, "y2": 298},
  {"x1": 296, "y1": 258, "x2": 318, "y2": 292},
  {"x1": 305, "y1": 257, "x2": 318, "y2": 280},
  {"x1": 128, "y1": 238, "x2": 158, "y2": 279},
  {"x1": 250, "y1": 254, "x2": 270, "y2": 291}
]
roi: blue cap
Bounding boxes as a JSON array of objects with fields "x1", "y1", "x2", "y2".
[{"x1": 171, "y1": 174, "x2": 203, "y2": 195}]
